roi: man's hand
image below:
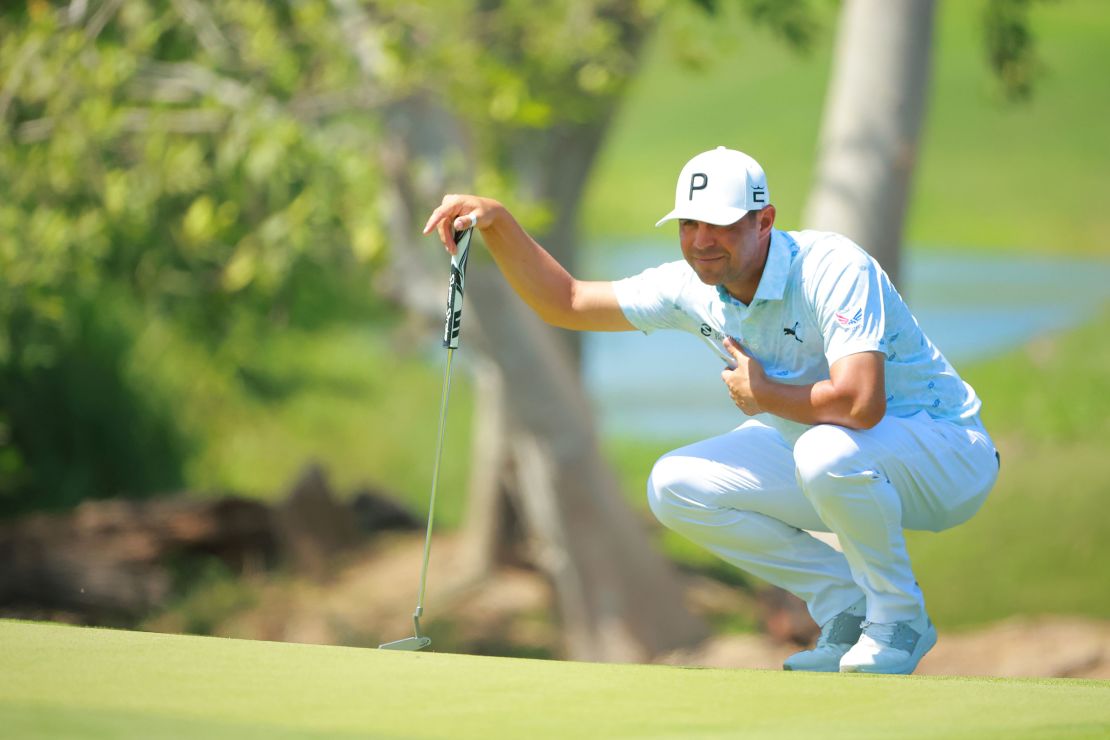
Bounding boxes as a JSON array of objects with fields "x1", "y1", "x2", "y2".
[
  {"x1": 721, "y1": 336, "x2": 767, "y2": 416},
  {"x1": 423, "y1": 194, "x2": 501, "y2": 255},
  {"x1": 721, "y1": 345, "x2": 887, "y2": 429},
  {"x1": 420, "y1": 193, "x2": 634, "y2": 333}
]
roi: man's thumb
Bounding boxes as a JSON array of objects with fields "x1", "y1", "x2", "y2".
[{"x1": 723, "y1": 336, "x2": 745, "y2": 357}]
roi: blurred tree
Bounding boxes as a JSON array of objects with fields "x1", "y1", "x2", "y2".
[
  {"x1": 802, "y1": 0, "x2": 934, "y2": 284},
  {"x1": 0, "y1": 0, "x2": 394, "y2": 514},
  {"x1": 0, "y1": 0, "x2": 875, "y2": 661},
  {"x1": 353, "y1": 0, "x2": 713, "y2": 662},
  {"x1": 983, "y1": 0, "x2": 1051, "y2": 103},
  {"x1": 366, "y1": 0, "x2": 824, "y2": 662},
  {"x1": 420, "y1": 0, "x2": 1052, "y2": 660},
  {"x1": 0, "y1": 0, "x2": 722, "y2": 660},
  {"x1": 803, "y1": 0, "x2": 1052, "y2": 285}
]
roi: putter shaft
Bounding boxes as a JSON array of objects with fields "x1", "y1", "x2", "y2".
[
  {"x1": 380, "y1": 228, "x2": 471, "y2": 652},
  {"x1": 415, "y1": 346, "x2": 456, "y2": 618}
]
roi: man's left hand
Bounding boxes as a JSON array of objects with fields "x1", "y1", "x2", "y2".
[{"x1": 721, "y1": 337, "x2": 767, "y2": 416}]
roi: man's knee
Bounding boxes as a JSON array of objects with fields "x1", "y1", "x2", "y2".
[
  {"x1": 793, "y1": 424, "x2": 875, "y2": 499},
  {"x1": 646, "y1": 453, "x2": 686, "y2": 527},
  {"x1": 646, "y1": 453, "x2": 708, "y2": 530}
]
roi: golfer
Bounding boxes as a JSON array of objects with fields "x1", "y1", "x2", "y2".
[{"x1": 424, "y1": 146, "x2": 999, "y2": 674}]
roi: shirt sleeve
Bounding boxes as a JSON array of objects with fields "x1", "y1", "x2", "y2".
[
  {"x1": 804, "y1": 237, "x2": 886, "y2": 366},
  {"x1": 611, "y1": 261, "x2": 695, "y2": 335}
]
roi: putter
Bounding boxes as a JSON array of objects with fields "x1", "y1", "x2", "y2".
[{"x1": 379, "y1": 226, "x2": 473, "y2": 651}]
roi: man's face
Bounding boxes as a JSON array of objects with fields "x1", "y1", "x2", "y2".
[{"x1": 678, "y1": 211, "x2": 768, "y2": 289}]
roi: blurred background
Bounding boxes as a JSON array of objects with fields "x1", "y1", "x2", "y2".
[{"x1": 1, "y1": 0, "x2": 1107, "y2": 677}]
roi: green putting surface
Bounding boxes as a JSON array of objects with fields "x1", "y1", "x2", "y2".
[{"x1": 2, "y1": 620, "x2": 1107, "y2": 738}]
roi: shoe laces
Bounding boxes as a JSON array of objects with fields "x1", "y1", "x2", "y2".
[
  {"x1": 817, "y1": 610, "x2": 864, "y2": 647},
  {"x1": 860, "y1": 620, "x2": 897, "y2": 643},
  {"x1": 860, "y1": 620, "x2": 922, "y2": 654}
]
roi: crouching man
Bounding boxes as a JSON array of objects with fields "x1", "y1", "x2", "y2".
[{"x1": 423, "y1": 146, "x2": 999, "y2": 674}]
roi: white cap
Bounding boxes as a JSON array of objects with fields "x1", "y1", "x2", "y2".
[{"x1": 655, "y1": 146, "x2": 770, "y2": 227}]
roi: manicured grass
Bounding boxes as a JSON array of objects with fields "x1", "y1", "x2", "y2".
[
  {"x1": 583, "y1": 0, "x2": 1110, "y2": 254},
  {"x1": 2, "y1": 620, "x2": 1107, "y2": 738}
]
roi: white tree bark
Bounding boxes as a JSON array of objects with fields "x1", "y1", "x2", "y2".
[{"x1": 802, "y1": 0, "x2": 935, "y2": 286}]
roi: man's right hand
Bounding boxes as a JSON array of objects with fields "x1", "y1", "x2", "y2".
[
  {"x1": 423, "y1": 194, "x2": 501, "y2": 256},
  {"x1": 420, "y1": 193, "x2": 633, "y2": 333}
]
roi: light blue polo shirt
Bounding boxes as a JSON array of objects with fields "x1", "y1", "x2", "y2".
[{"x1": 612, "y1": 228, "x2": 982, "y2": 442}]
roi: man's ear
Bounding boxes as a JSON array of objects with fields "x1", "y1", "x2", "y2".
[{"x1": 759, "y1": 204, "x2": 777, "y2": 235}]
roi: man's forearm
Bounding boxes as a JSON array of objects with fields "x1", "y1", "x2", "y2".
[
  {"x1": 745, "y1": 349, "x2": 887, "y2": 429},
  {"x1": 478, "y1": 204, "x2": 579, "y2": 327},
  {"x1": 752, "y1": 376, "x2": 884, "y2": 430},
  {"x1": 425, "y1": 194, "x2": 632, "y2": 332}
]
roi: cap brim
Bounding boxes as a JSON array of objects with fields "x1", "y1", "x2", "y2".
[{"x1": 654, "y1": 205, "x2": 750, "y2": 228}]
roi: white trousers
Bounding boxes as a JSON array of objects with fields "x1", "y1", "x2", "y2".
[{"x1": 646, "y1": 412, "x2": 999, "y2": 625}]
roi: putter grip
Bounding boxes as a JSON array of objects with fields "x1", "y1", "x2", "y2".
[{"x1": 442, "y1": 228, "x2": 473, "y2": 349}]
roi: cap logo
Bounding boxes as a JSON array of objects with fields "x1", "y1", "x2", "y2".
[
  {"x1": 753, "y1": 186, "x2": 766, "y2": 204},
  {"x1": 688, "y1": 173, "x2": 708, "y2": 200}
]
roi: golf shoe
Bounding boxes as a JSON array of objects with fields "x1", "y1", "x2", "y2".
[
  {"x1": 839, "y1": 612, "x2": 937, "y2": 675},
  {"x1": 783, "y1": 597, "x2": 866, "y2": 672}
]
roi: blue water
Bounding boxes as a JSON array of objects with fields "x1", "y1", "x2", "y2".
[{"x1": 580, "y1": 243, "x2": 1110, "y2": 440}]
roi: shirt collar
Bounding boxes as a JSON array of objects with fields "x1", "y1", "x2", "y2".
[{"x1": 715, "y1": 229, "x2": 792, "y2": 306}]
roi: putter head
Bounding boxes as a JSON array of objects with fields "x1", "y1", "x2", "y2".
[{"x1": 378, "y1": 635, "x2": 432, "y2": 651}]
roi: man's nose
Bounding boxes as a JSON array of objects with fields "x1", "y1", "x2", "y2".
[{"x1": 692, "y1": 222, "x2": 715, "y2": 248}]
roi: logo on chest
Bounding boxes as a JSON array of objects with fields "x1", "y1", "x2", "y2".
[
  {"x1": 699, "y1": 323, "x2": 726, "y2": 340},
  {"x1": 783, "y1": 321, "x2": 803, "y2": 343}
]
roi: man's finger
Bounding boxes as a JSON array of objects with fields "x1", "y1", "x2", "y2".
[
  {"x1": 453, "y1": 211, "x2": 479, "y2": 232},
  {"x1": 422, "y1": 206, "x2": 446, "y2": 235},
  {"x1": 437, "y1": 217, "x2": 456, "y2": 255},
  {"x1": 723, "y1": 336, "x2": 746, "y2": 358}
]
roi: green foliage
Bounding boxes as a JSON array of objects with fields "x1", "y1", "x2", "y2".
[
  {"x1": 0, "y1": 1, "x2": 428, "y2": 514},
  {"x1": 1, "y1": 1, "x2": 389, "y2": 333},
  {"x1": 428, "y1": 0, "x2": 650, "y2": 125},
  {"x1": 0, "y1": 0, "x2": 674, "y2": 515},
  {"x1": 0, "y1": 0, "x2": 776, "y2": 517},
  {"x1": 983, "y1": 0, "x2": 1052, "y2": 101},
  {"x1": 740, "y1": 0, "x2": 820, "y2": 51},
  {"x1": 161, "y1": 557, "x2": 259, "y2": 636},
  {"x1": 178, "y1": 326, "x2": 475, "y2": 525},
  {"x1": 0, "y1": 291, "x2": 188, "y2": 516}
]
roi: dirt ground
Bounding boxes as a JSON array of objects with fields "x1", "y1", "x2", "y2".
[
  {"x1": 152, "y1": 532, "x2": 1110, "y2": 680},
  {"x1": 659, "y1": 617, "x2": 1110, "y2": 679}
]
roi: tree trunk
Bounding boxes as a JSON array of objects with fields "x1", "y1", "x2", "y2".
[
  {"x1": 802, "y1": 0, "x2": 935, "y2": 287},
  {"x1": 461, "y1": 112, "x2": 710, "y2": 660},
  {"x1": 464, "y1": 268, "x2": 708, "y2": 662},
  {"x1": 507, "y1": 119, "x2": 614, "y2": 363},
  {"x1": 457, "y1": 354, "x2": 528, "y2": 574},
  {"x1": 376, "y1": 97, "x2": 707, "y2": 662}
]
